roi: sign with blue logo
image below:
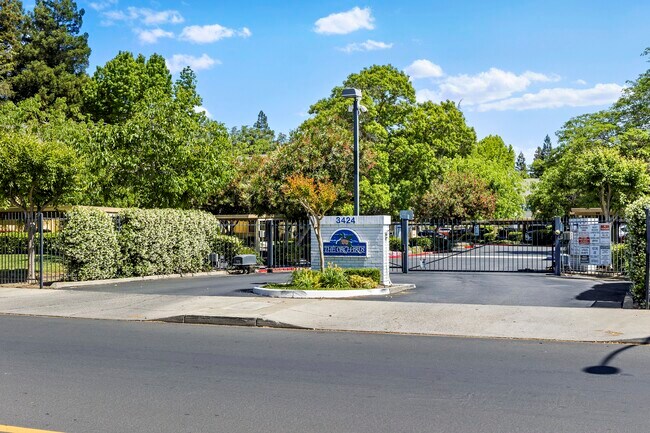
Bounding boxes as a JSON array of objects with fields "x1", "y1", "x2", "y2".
[{"x1": 323, "y1": 229, "x2": 367, "y2": 257}]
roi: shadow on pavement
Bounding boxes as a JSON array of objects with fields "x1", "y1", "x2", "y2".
[
  {"x1": 575, "y1": 282, "x2": 630, "y2": 307},
  {"x1": 583, "y1": 336, "x2": 650, "y2": 375}
]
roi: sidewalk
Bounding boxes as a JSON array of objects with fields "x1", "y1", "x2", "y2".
[{"x1": 1, "y1": 287, "x2": 649, "y2": 343}]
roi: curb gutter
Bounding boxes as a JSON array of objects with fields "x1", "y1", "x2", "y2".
[{"x1": 157, "y1": 315, "x2": 311, "y2": 330}]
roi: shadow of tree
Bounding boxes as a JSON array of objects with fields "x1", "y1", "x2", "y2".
[
  {"x1": 583, "y1": 336, "x2": 650, "y2": 375},
  {"x1": 575, "y1": 282, "x2": 631, "y2": 306}
]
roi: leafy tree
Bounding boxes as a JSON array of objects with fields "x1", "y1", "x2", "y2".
[
  {"x1": 530, "y1": 135, "x2": 553, "y2": 177},
  {"x1": 571, "y1": 146, "x2": 649, "y2": 219},
  {"x1": 230, "y1": 110, "x2": 278, "y2": 155},
  {"x1": 282, "y1": 174, "x2": 337, "y2": 271},
  {"x1": 614, "y1": 47, "x2": 650, "y2": 130},
  {"x1": 12, "y1": 0, "x2": 91, "y2": 110},
  {"x1": 0, "y1": 0, "x2": 24, "y2": 100},
  {"x1": 0, "y1": 130, "x2": 83, "y2": 280},
  {"x1": 249, "y1": 113, "x2": 390, "y2": 218},
  {"x1": 515, "y1": 152, "x2": 527, "y2": 176},
  {"x1": 84, "y1": 52, "x2": 172, "y2": 124},
  {"x1": 416, "y1": 171, "x2": 497, "y2": 220}
]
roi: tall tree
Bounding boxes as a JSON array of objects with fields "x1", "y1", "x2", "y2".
[
  {"x1": 0, "y1": 0, "x2": 24, "y2": 100},
  {"x1": 0, "y1": 130, "x2": 83, "y2": 281},
  {"x1": 84, "y1": 52, "x2": 171, "y2": 124},
  {"x1": 231, "y1": 110, "x2": 277, "y2": 155},
  {"x1": 515, "y1": 152, "x2": 527, "y2": 176},
  {"x1": 12, "y1": 0, "x2": 91, "y2": 110},
  {"x1": 530, "y1": 135, "x2": 552, "y2": 177}
]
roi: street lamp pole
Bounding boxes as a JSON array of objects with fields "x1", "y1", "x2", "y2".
[
  {"x1": 352, "y1": 96, "x2": 360, "y2": 216},
  {"x1": 342, "y1": 88, "x2": 363, "y2": 216}
]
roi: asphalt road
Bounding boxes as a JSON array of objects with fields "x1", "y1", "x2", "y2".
[
  {"x1": 1, "y1": 315, "x2": 649, "y2": 433},
  {"x1": 59, "y1": 272, "x2": 630, "y2": 308}
]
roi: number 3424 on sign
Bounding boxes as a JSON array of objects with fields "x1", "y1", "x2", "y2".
[{"x1": 335, "y1": 217, "x2": 356, "y2": 224}]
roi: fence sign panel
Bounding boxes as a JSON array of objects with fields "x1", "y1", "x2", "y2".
[{"x1": 569, "y1": 218, "x2": 611, "y2": 267}]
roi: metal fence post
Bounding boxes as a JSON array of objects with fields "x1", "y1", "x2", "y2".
[
  {"x1": 645, "y1": 208, "x2": 650, "y2": 309},
  {"x1": 401, "y1": 218, "x2": 409, "y2": 274},
  {"x1": 554, "y1": 216, "x2": 562, "y2": 276},
  {"x1": 38, "y1": 211, "x2": 44, "y2": 289},
  {"x1": 266, "y1": 220, "x2": 274, "y2": 272}
]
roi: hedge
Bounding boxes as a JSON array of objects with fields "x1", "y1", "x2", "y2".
[
  {"x1": 625, "y1": 197, "x2": 650, "y2": 303},
  {"x1": 344, "y1": 268, "x2": 380, "y2": 284},
  {"x1": 0, "y1": 232, "x2": 60, "y2": 254},
  {"x1": 117, "y1": 208, "x2": 220, "y2": 277},
  {"x1": 60, "y1": 208, "x2": 119, "y2": 281}
]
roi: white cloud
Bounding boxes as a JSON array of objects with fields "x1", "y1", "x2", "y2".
[
  {"x1": 339, "y1": 39, "x2": 392, "y2": 53},
  {"x1": 101, "y1": 7, "x2": 183, "y2": 26},
  {"x1": 575, "y1": 79, "x2": 587, "y2": 85},
  {"x1": 314, "y1": 7, "x2": 374, "y2": 35},
  {"x1": 89, "y1": 0, "x2": 117, "y2": 11},
  {"x1": 476, "y1": 83, "x2": 624, "y2": 112},
  {"x1": 136, "y1": 28, "x2": 174, "y2": 44},
  {"x1": 166, "y1": 54, "x2": 219, "y2": 73},
  {"x1": 179, "y1": 24, "x2": 251, "y2": 43},
  {"x1": 404, "y1": 59, "x2": 444, "y2": 79},
  {"x1": 437, "y1": 68, "x2": 560, "y2": 104},
  {"x1": 194, "y1": 105, "x2": 213, "y2": 119}
]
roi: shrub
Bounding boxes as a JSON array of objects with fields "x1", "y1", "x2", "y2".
[
  {"x1": 611, "y1": 243, "x2": 628, "y2": 274},
  {"x1": 625, "y1": 197, "x2": 650, "y2": 302},
  {"x1": 60, "y1": 207, "x2": 119, "y2": 281},
  {"x1": 430, "y1": 236, "x2": 450, "y2": 251},
  {"x1": 290, "y1": 268, "x2": 321, "y2": 290},
  {"x1": 320, "y1": 264, "x2": 350, "y2": 288},
  {"x1": 482, "y1": 230, "x2": 497, "y2": 244},
  {"x1": 409, "y1": 237, "x2": 432, "y2": 250},
  {"x1": 389, "y1": 236, "x2": 403, "y2": 252},
  {"x1": 348, "y1": 275, "x2": 376, "y2": 289},
  {"x1": 212, "y1": 234, "x2": 245, "y2": 264},
  {"x1": 0, "y1": 233, "x2": 26, "y2": 253},
  {"x1": 508, "y1": 231, "x2": 523, "y2": 242},
  {"x1": 117, "y1": 208, "x2": 219, "y2": 277},
  {"x1": 344, "y1": 268, "x2": 380, "y2": 284}
]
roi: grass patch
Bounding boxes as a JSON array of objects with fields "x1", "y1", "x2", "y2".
[{"x1": 0, "y1": 254, "x2": 65, "y2": 282}]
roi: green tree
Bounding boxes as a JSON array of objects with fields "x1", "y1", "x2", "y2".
[
  {"x1": 12, "y1": 0, "x2": 91, "y2": 110},
  {"x1": 84, "y1": 52, "x2": 172, "y2": 124},
  {"x1": 530, "y1": 135, "x2": 553, "y2": 177},
  {"x1": 0, "y1": 0, "x2": 24, "y2": 99},
  {"x1": 230, "y1": 110, "x2": 278, "y2": 155},
  {"x1": 416, "y1": 171, "x2": 497, "y2": 220},
  {"x1": 515, "y1": 152, "x2": 527, "y2": 176},
  {"x1": 0, "y1": 130, "x2": 83, "y2": 281}
]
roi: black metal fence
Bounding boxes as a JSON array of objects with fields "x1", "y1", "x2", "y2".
[
  {"x1": 559, "y1": 215, "x2": 627, "y2": 277},
  {"x1": 216, "y1": 219, "x2": 311, "y2": 269},
  {"x1": 0, "y1": 210, "x2": 66, "y2": 286},
  {"x1": 390, "y1": 218, "x2": 557, "y2": 273}
]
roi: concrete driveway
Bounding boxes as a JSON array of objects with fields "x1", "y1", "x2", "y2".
[{"x1": 57, "y1": 271, "x2": 630, "y2": 308}]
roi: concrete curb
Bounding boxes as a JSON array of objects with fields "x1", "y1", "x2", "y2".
[
  {"x1": 49, "y1": 270, "x2": 229, "y2": 289},
  {"x1": 156, "y1": 315, "x2": 312, "y2": 330},
  {"x1": 623, "y1": 291, "x2": 635, "y2": 309},
  {"x1": 252, "y1": 284, "x2": 414, "y2": 298}
]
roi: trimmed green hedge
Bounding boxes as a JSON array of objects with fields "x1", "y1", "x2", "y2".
[
  {"x1": 60, "y1": 208, "x2": 119, "y2": 281},
  {"x1": 117, "y1": 208, "x2": 220, "y2": 277},
  {"x1": 625, "y1": 197, "x2": 650, "y2": 302},
  {"x1": 344, "y1": 268, "x2": 380, "y2": 284}
]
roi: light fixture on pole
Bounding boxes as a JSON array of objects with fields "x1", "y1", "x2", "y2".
[{"x1": 342, "y1": 88, "x2": 366, "y2": 216}]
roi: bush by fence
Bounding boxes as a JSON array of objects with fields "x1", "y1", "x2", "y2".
[
  {"x1": 117, "y1": 208, "x2": 220, "y2": 277},
  {"x1": 59, "y1": 207, "x2": 248, "y2": 281},
  {"x1": 625, "y1": 197, "x2": 650, "y2": 303},
  {"x1": 61, "y1": 208, "x2": 119, "y2": 281}
]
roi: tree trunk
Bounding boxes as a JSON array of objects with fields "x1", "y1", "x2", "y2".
[
  {"x1": 311, "y1": 216, "x2": 325, "y2": 271},
  {"x1": 26, "y1": 212, "x2": 36, "y2": 282}
]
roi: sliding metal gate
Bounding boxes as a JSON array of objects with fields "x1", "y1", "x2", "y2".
[{"x1": 390, "y1": 219, "x2": 556, "y2": 273}]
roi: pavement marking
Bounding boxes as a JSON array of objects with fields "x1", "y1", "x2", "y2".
[{"x1": 0, "y1": 425, "x2": 65, "y2": 433}]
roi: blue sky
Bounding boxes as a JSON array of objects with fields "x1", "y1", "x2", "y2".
[{"x1": 75, "y1": 0, "x2": 649, "y2": 162}]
